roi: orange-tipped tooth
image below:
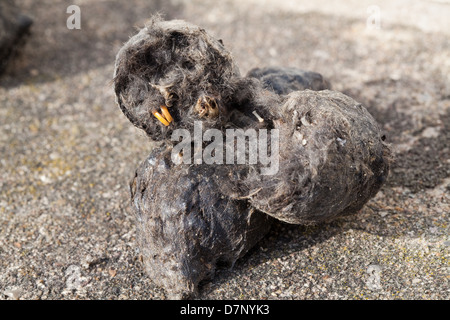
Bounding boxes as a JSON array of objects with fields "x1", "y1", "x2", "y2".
[
  {"x1": 160, "y1": 105, "x2": 173, "y2": 123},
  {"x1": 152, "y1": 111, "x2": 170, "y2": 126}
]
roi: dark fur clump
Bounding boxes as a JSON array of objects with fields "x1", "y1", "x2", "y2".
[
  {"x1": 131, "y1": 146, "x2": 273, "y2": 299},
  {"x1": 241, "y1": 90, "x2": 390, "y2": 224},
  {"x1": 114, "y1": 17, "x2": 392, "y2": 298},
  {"x1": 246, "y1": 66, "x2": 331, "y2": 94},
  {"x1": 114, "y1": 18, "x2": 240, "y2": 140}
]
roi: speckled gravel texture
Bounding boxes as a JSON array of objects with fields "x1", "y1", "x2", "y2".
[{"x1": 1, "y1": 0, "x2": 449, "y2": 300}]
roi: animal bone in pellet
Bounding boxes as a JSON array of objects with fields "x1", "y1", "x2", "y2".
[{"x1": 113, "y1": 18, "x2": 241, "y2": 141}]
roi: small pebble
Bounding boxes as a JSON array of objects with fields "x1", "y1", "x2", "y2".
[
  {"x1": 379, "y1": 211, "x2": 389, "y2": 217},
  {"x1": 4, "y1": 287, "x2": 21, "y2": 300}
]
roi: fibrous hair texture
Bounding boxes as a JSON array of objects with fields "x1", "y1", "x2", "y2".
[
  {"x1": 131, "y1": 146, "x2": 273, "y2": 299},
  {"x1": 114, "y1": 17, "x2": 392, "y2": 298},
  {"x1": 242, "y1": 90, "x2": 390, "y2": 224},
  {"x1": 114, "y1": 17, "x2": 240, "y2": 140}
]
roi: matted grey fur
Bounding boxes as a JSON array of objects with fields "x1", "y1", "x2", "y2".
[
  {"x1": 246, "y1": 66, "x2": 331, "y2": 95},
  {"x1": 131, "y1": 146, "x2": 273, "y2": 299},
  {"x1": 114, "y1": 17, "x2": 240, "y2": 141},
  {"x1": 114, "y1": 17, "x2": 391, "y2": 298}
]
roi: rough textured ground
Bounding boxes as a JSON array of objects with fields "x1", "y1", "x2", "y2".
[{"x1": 0, "y1": 0, "x2": 449, "y2": 300}]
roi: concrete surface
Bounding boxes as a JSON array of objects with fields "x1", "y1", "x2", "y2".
[{"x1": 0, "y1": 0, "x2": 448, "y2": 300}]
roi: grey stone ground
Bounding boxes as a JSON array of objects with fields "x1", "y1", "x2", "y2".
[{"x1": 0, "y1": 0, "x2": 448, "y2": 300}]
